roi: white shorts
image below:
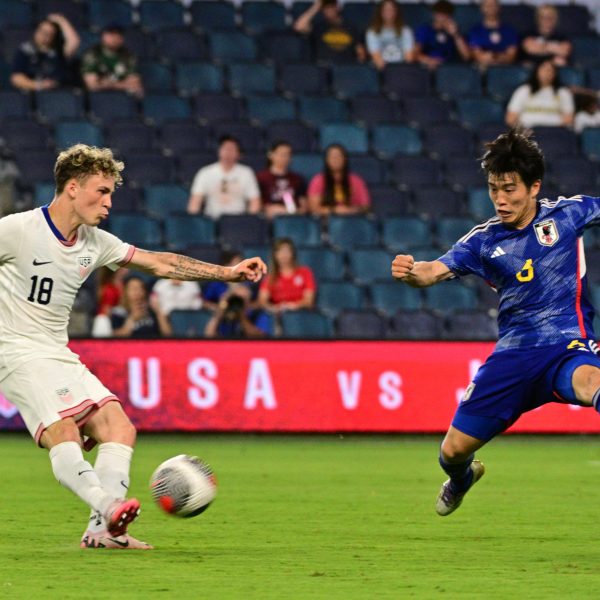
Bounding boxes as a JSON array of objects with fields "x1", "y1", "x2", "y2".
[{"x1": 0, "y1": 357, "x2": 120, "y2": 447}]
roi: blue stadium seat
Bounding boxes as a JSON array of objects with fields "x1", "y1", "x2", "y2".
[
  {"x1": 383, "y1": 64, "x2": 431, "y2": 97},
  {"x1": 36, "y1": 90, "x2": 83, "y2": 122},
  {"x1": 581, "y1": 128, "x2": 600, "y2": 160},
  {"x1": 138, "y1": 0, "x2": 185, "y2": 32},
  {"x1": 265, "y1": 122, "x2": 316, "y2": 153},
  {"x1": 389, "y1": 309, "x2": 443, "y2": 340},
  {"x1": 0, "y1": 119, "x2": 49, "y2": 150},
  {"x1": 296, "y1": 247, "x2": 345, "y2": 280},
  {"x1": 336, "y1": 309, "x2": 387, "y2": 339},
  {"x1": 229, "y1": 63, "x2": 276, "y2": 96},
  {"x1": 370, "y1": 282, "x2": 421, "y2": 315},
  {"x1": 532, "y1": 127, "x2": 579, "y2": 159},
  {"x1": 350, "y1": 95, "x2": 397, "y2": 126},
  {"x1": 108, "y1": 214, "x2": 162, "y2": 247},
  {"x1": 212, "y1": 121, "x2": 263, "y2": 152},
  {"x1": 298, "y1": 96, "x2": 348, "y2": 126},
  {"x1": 0, "y1": 0, "x2": 32, "y2": 27},
  {"x1": 106, "y1": 121, "x2": 156, "y2": 153},
  {"x1": 15, "y1": 150, "x2": 56, "y2": 183},
  {"x1": 572, "y1": 37, "x2": 600, "y2": 69},
  {"x1": 457, "y1": 98, "x2": 504, "y2": 129},
  {"x1": 550, "y1": 157, "x2": 597, "y2": 194},
  {"x1": 0, "y1": 90, "x2": 30, "y2": 120},
  {"x1": 89, "y1": 0, "x2": 133, "y2": 30},
  {"x1": 587, "y1": 250, "x2": 600, "y2": 283},
  {"x1": 557, "y1": 6, "x2": 592, "y2": 36},
  {"x1": 317, "y1": 281, "x2": 365, "y2": 317},
  {"x1": 190, "y1": 0, "x2": 236, "y2": 32},
  {"x1": 443, "y1": 309, "x2": 498, "y2": 340},
  {"x1": 291, "y1": 153, "x2": 321, "y2": 182},
  {"x1": 401, "y1": 3, "x2": 430, "y2": 28},
  {"x1": 89, "y1": 92, "x2": 138, "y2": 122},
  {"x1": 320, "y1": 123, "x2": 368, "y2": 154},
  {"x1": 331, "y1": 65, "x2": 380, "y2": 98},
  {"x1": 327, "y1": 215, "x2": 379, "y2": 250},
  {"x1": 413, "y1": 187, "x2": 465, "y2": 218},
  {"x1": 1, "y1": 27, "x2": 31, "y2": 62},
  {"x1": 468, "y1": 188, "x2": 496, "y2": 222},
  {"x1": 36, "y1": 0, "x2": 88, "y2": 30},
  {"x1": 370, "y1": 187, "x2": 412, "y2": 217},
  {"x1": 242, "y1": 244, "x2": 270, "y2": 264},
  {"x1": 436, "y1": 65, "x2": 482, "y2": 98},
  {"x1": 403, "y1": 96, "x2": 452, "y2": 127},
  {"x1": 219, "y1": 215, "x2": 269, "y2": 248},
  {"x1": 444, "y1": 157, "x2": 485, "y2": 190},
  {"x1": 486, "y1": 65, "x2": 530, "y2": 101},
  {"x1": 424, "y1": 283, "x2": 477, "y2": 314},
  {"x1": 273, "y1": 215, "x2": 321, "y2": 247},
  {"x1": 144, "y1": 184, "x2": 189, "y2": 219},
  {"x1": 170, "y1": 309, "x2": 213, "y2": 338},
  {"x1": 558, "y1": 66, "x2": 585, "y2": 87},
  {"x1": 280, "y1": 65, "x2": 328, "y2": 96},
  {"x1": 138, "y1": 62, "x2": 173, "y2": 92},
  {"x1": 160, "y1": 121, "x2": 210, "y2": 154},
  {"x1": 587, "y1": 68, "x2": 600, "y2": 90},
  {"x1": 122, "y1": 151, "x2": 175, "y2": 186},
  {"x1": 348, "y1": 248, "x2": 391, "y2": 284},
  {"x1": 165, "y1": 215, "x2": 216, "y2": 251},
  {"x1": 502, "y1": 5, "x2": 535, "y2": 37},
  {"x1": 381, "y1": 216, "x2": 432, "y2": 251},
  {"x1": 33, "y1": 182, "x2": 55, "y2": 208},
  {"x1": 342, "y1": 2, "x2": 375, "y2": 30},
  {"x1": 424, "y1": 124, "x2": 474, "y2": 159},
  {"x1": 410, "y1": 246, "x2": 443, "y2": 263},
  {"x1": 156, "y1": 28, "x2": 206, "y2": 62},
  {"x1": 474, "y1": 123, "x2": 508, "y2": 154},
  {"x1": 142, "y1": 95, "x2": 191, "y2": 125},
  {"x1": 177, "y1": 152, "x2": 215, "y2": 185},
  {"x1": 122, "y1": 27, "x2": 154, "y2": 60},
  {"x1": 372, "y1": 125, "x2": 422, "y2": 158},
  {"x1": 538, "y1": 183, "x2": 560, "y2": 202},
  {"x1": 55, "y1": 121, "x2": 104, "y2": 150},
  {"x1": 111, "y1": 186, "x2": 142, "y2": 213},
  {"x1": 194, "y1": 94, "x2": 243, "y2": 123},
  {"x1": 391, "y1": 156, "x2": 442, "y2": 189},
  {"x1": 454, "y1": 4, "x2": 481, "y2": 32},
  {"x1": 280, "y1": 310, "x2": 333, "y2": 338},
  {"x1": 209, "y1": 32, "x2": 257, "y2": 63},
  {"x1": 350, "y1": 155, "x2": 385, "y2": 185},
  {"x1": 259, "y1": 32, "x2": 312, "y2": 65},
  {"x1": 241, "y1": 1, "x2": 286, "y2": 34},
  {"x1": 436, "y1": 217, "x2": 477, "y2": 249},
  {"x1": 246, "y1": 96, "x2": 295, "y2": 125}
]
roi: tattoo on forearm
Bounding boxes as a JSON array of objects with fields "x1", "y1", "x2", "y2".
[{"x1": 165, "y1": 254, "x2": 227, "y2": 281}]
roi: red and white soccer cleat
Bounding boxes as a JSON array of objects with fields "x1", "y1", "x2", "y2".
[
  {"x1": 80, "y1": 530, "x2": 153, "y2": 550},
  {"x1": 104, "y1": 498, "x2": 141, "y2": 537}
]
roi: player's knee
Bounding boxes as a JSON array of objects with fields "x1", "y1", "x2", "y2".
[
  {"x1": 40, "y1": 418, "x2": 81, "y2": 450},
  {"x1": 573, "y1": 365, "x2": 600, "y2": 405},
  {"x1": 440, "y1": 437, "x2": 472, "y2": 462}
]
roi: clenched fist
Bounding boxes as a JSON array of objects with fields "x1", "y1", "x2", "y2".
[{"x1": 391, "y1": 254, "x2": 415, "y2": 280}]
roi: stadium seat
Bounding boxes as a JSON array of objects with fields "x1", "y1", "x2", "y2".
[
  {"x1": 55, "y1": 121, "x2": 104, "y2": 150},
  {"x1": 424, "y1": 125, "x2": 474, "y2": 159},
  {"x1": 558, "y1": 66, "x2": 585, "y2": 88},
  {"x1": 138, "y1": 0, "x2": 185, "y2": 32},
  {"x1": 532, "y1": 127, "x2": 579, "y2": 159},
  {"x1": 122, "y1": 27, "x2": 154, "y2": 60},
  {"x1": 389, "y1": 309, "x2": 443, "y2": 339},
  {"x1": 246, "y1": 96, "x2": 295, "y2": 125},
  {"x1": 502, "y1": 4, "x2": 535, "y2": 37},
  {"x1": 298, "y1": 96, "x2": 348, "y2": 127},
  {"x1": 212, "y1": 121, "x2": 263, "y2": 152},
  {"x1": 36, "y1": 90, "x2": 84, "y2": 122},
  {"x1": 436, "y1": 65, "x2": 482, "y2": 98},
  {"x1": 111, "y1": 186, "x2": 142, "y2": 213},
  {"x1": 0, "y1": 90, "x2": 30, "y2": 120},
  {"x1": 410, "y1": 246, "x2": 443, "y2": 262},
  {"x1": 273, "y1": 215, "x2": 321, "y2": 247},
  {"x1": 331, "y1": 65, "x2": 380, "y2": 99},
  {"x1": 444, "y1": 157, "x2": 484, "y2": 190},
  {"x1": 403, "y1": 97, "x2": 452, "y2": 127},
  {"x1": 336, "y1": 309, "x2": 387, "y2": 339},
  {"x1": 169, "y1": 308, "x2": 213, "y2": 338},
  {"x1": 443, "y1": 309, "x2": 499, "y2": 340},
  {"x1": 474, "y1": 123, "x2": 507, "y2": 154},
  {"x1": 457, "y1": 98, "x2": 504, "y2": 129},
  {"x1": 468, "y1": 188, "x2": 496, "y2": 222},
  {"x1": 350, "y1": 95, "x2": 397, "y2": 126},
  {"x1": 370, "y1": 281, "x2": 422, "y2": 315},
  {"x1": 142, "y1": 95, "x2": 191, "y2": 125},
  {"x1": 572, "y1": 37, "x2": 600, "y2": 69},
  {"x1": 370, "y1": 187, "x2": 412, "y2": 217},
  {"x1": 371, "y1": 125, "x2": 422, "y2": 158},
  {"x1": 401, "y1": 3, "x2": 430, "y2": 28},
  {"x1": 327, "y1": 215, "x2": 379, "y2": 250},
  {"x1": 15, "y1": 150, "x2": 56, "y2": 183},
  {"x1": 138, "y1": 62, "x2": 173, "y2": 92},
  {"x1": 265, "y1": 122, "x2": 316, "y2": 153},
  {"x1": 486, "y1": 65, "x2": 530, "y2": 102},
  {"x1": 413, "y1": 187, "x2": 465, "y2": 218},
  {"x1": 424, "y1": 283, "x2": 477, "y2": 314},
  {"x1": 550, "y1": 157, "x2": 597, "y2": 194},
  {"x1": 185, "y1": 245, "x2": 223, "y2": 264},
  {"x1": 0, "y1": 0, "x2": 32, "y2": 27},
  {"x1": 37, "y1": 0, "x2": 87, "y2": 28},
  {"x1": 108, "y1": 214, "x2": 162, "y2": 248},
  {"x1": 165, "y1": 215, "x2": 216, "y2": 251},
  {"x1": 280, "y1": 310, "x2": 333, "y2": 338},
  {"x1": 350, "y1": 155, "x2": 385, "y2": 185},
  {"x1": 229, "y1": 63, "x2": 276, "y2": 96},
  {"x1": 454, "y1": 4, "x2": 481, "y2": 33},
  {"x1": 33, "y1": 182, "x2": 56, "y2": 208},
  {"x1": 259, "y1": 32, "x2": 312, "y2": 65},
  {"x1": 291, "y1": 153, "x2": 321, "y2": 182},
  {"x1": 241, "y1": 1, "x2": 286, "y2": 34},
  {"x1": 348, "y1": 248, "x2": 392, "y2": 285},
  {"x1": 89, "y1": 92, "x2": 138, "y2": 122},
  {"x1": 557, "y1": 6, "x2": 592, "y2": 36},
  {"x1": 209, "y1": 32, "x2": 257, "y2": 64},
  {"x1": 156, "y1": 28, "x2": 205, "y2": 62},
  {"x1": 122, "y1": 151, "x2": 175, "y2": 186},
  {"x1": 320, "y1": 123, "x2": 368, "y2": 154},
  {"x1": 190, "y1": 0, "x2": 236, "y2": 32},
  {"x1": 587, "y1": 68, "x2": 600, "y2": 90},
  {"x1": 194, "y1": 94, "x2": 243, "y2": 124},
  {"x1": 0, "y1": 119, "x2": 49, "y2": 150},
  {"x1": 105, "y1": 121, "x2": 156, "y2": 154},
  {"x1": 381, "y1": 216, "x2": 432, "y2": 251},
  {"x1": 177, "y1": 152, "x2": 215, "y2": 186},
  {"x1": 391, "y1": 156, "x2": 443, "y2": 189},
  {"x1": 241, "y1": 244, "x2": 270, "y2": 264},
  {"x1": 219, "y1": 215, "x2": 269, "y2": 248},
  {"x1": 581, "y1": 128, "x2": 600, "y2": 160},
  {"x1": 383, "y1": 64, "x2": 431, "y2": 97},
  {"x1": 144, "y1": 184, "x2": 189, "y2": 219},
  {"x1": 317, "y1": 281, "x2": 365, "y2": 316},
  {"x1": 436, "y1": 217, "x2": 477, "y2": 249},
  {"x1": 280, "y1": 65, "x2": 328, "y2": 96},
  {"x1": 89, "y1": 0, "x2": 133, "y2": 30},
  {"x1": 296, "y1": 247, "x2": 345, "y2": 280},
  {"x1": 1, "y1": 27, "x2": 30, "y2": 62},
  {"x1": 342, "y1": 2, "x2": 375, "y2": 30},
  {"x1": 587, "y1": 250, "x2": 600, "y2": 283},
  {"x1": 159, "y1": 121, "x2": 210, "y2": 154}
]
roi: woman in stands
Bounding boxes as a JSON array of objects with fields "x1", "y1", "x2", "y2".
[
  {"x1": 366, "y1": 0, "x2": 415, "y2": 70},
  {"x1": 505, "y1": 59, "x2": 574, "y2": 128},
  {"x1": 307, "y1": 144, "x2": 371, "y2": 215}
]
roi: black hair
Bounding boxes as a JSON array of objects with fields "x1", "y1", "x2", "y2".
[
  {"x1": 432, "y1": 0, "x2": 454, "y2": 16},
  {"x1": 266, "y1": 140, "x2": 292, "y2": 168},
  {"x1": 218, "y1": 135, "x2": 242, "y2": 153},
  {"x1": 480, "y1": 128, "x2": 545, "y2": 188},
  {"x1": 322, "y1": 144, "x2": 351, "y2": 208},
  {"x1": 528, "y1": 59, "x2": 560, "y2": 94},
  {"x1": 36, "y1": 18, "x2": 64, "y2": 52}
]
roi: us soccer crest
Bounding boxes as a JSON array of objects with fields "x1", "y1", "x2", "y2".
[
  {"x1": 78, "y1": 256, "x2": 93, "y2": 278},
  {"x1": 534, "y1": 219, "x2": 559, "y2": 247}
]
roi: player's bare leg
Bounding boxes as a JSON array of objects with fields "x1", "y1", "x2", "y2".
[
  {"x1": 80, "y1": 402, "x2": 151, "y2": 549},
  {"x1": 436, "y1": 426, "x2": 486, "y2": 516},
  {"x1": 571, "y1": 365, "x2": 600, "y2": 408}
]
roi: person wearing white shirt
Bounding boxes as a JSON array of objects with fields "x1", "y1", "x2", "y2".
[{"x1": 151, "y1": 278, "x2": 202, "y2": 316}]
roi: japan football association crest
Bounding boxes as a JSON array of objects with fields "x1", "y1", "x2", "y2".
[
  {"x1": 78, "y1": 256, "x2": 93, "y2": 278},
  {"x1": 534, "y1": 219, "x2": 559, "y2": 247}
]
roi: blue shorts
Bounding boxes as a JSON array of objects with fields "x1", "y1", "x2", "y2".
[{"x1": 452, "y1": 338, "x2": 600, "y2": 441}]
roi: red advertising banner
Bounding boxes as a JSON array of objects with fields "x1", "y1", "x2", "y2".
[{"x1": 1, "y1": 340, "x2": 599, "y2": 434}]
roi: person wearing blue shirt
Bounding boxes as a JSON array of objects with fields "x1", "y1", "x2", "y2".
[
  {"x1": 468, "y1": 0, "x2": 518, "y2": 67},
  {"x1": 392, "y1": 129, "x2": 600, "y2": 517}
]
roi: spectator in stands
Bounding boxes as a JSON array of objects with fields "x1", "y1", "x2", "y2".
[
  {"x1": 111, "y1": 276, "x2": 172, "y2": 338},
  {"x1": 257, "y1": 141, "x2": 307, "y2": 219},
  {"x1": 205, "y1": 285, "x2": 268, "y2": 339},
  {"x1": 506, "y1": 59, "x2": 574, "y2": 128},
  {"x1": 187, "y1": 136, "x2": 261, "y2": 218},
  {"x1": 294, "y1": 0, "x2": 366, "y2": 64},
  {"x1": 81, "y1": 23, "x2": 143, "y2": 97},
  {"x1": 414, "y1": 0, "x2": 471, "y2": 69},
  {"x1": 366, "y1": 0, "x2": 415, "y2": 70},
  {"x1": 202, "y1": 249, "x2": 245, "y2": 310},
  {"x1": 91, "y1": 267, "x2": 127, "y2": 337},
  {"x1": 258, "y1": 238, "x2": 316, "y2": 314},
  {"x1": 151, "y1": 279, "x2": 202, "y2": 316},
  {"x1": 574, "y1": 92, "x2": 600, "y2": 133},
  {"x1": 11, "y1": 14, "x2": 80, "y2": 92},
  {"x1": 521, "y1": 5, "x2": 571, "y2": 67},
  {"x1": 468, "y1": 0, "x2": 518, "y2": 67},
  {"x1": 307, "y1": 144, "x2": 370, "y2": 215}
]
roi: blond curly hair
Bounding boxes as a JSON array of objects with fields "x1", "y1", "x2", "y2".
[{"x1": 54, "y1": 144, "x2": 124, "y2": 193}]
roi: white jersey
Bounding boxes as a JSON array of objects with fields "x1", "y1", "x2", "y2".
[{"x1": 0, "y1": 207, "x2": 133, "y2": 381}]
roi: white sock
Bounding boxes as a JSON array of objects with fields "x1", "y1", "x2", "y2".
[
  {"x1": 87, "y1": 442, "x2": 134, "y2": 533},
  {"x1": 49, "y1": 441, "x2": 114, "y2": 516}
]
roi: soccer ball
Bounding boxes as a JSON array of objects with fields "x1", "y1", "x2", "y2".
[{"x1": 150, "y1": 455, "x2": 217, "y2": 518}]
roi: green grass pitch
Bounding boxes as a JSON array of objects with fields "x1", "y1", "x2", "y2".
[{"x1": 2, "y1": 433, "x2": 600, "y2": 599}]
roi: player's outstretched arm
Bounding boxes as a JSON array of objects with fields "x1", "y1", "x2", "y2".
[
  {"x1": 128, "y1": 249, "x2": 267, "y2": 283},
  {"x1": 391, "y1": 255, "x2": 453, "y2": 288}
]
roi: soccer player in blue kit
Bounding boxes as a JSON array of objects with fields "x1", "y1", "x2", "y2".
[{"x1": 392, "y1": 129, "x2": 600, "y2": 516}]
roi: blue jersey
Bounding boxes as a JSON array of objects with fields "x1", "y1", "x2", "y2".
[{"x1": 438, "y1": 196, "x2": 600, "y2": 350}]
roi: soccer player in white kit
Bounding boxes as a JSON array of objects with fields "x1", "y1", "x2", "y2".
[{"x1": 0, "y1": 145, "x2": 266, "y2": 549}]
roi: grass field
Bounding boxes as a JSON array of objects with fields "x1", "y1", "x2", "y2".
[{"x1": 2, "y1": 433, "x2": 600, "y2": 599}]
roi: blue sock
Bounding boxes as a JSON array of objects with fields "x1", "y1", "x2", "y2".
[
  {"x1": 593, "y1": 388, "x2": 600, "y2": 414},
  {"x1": 439, "y1": 453, "x2": 474, "y2": 493}
]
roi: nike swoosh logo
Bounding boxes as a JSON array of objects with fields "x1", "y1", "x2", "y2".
[
  {"x1": 78, "y1": 470, "x2": 93, "y2": 476},
  {"x1": 33, "y1": 259, "x2": 53, "y2": 266},
  {"x1": 120, "y1": 480, "x2": 129, "y2": 490},
  {"x1": 108, "y1": 537, "x2": 129, "y2": 548}
]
